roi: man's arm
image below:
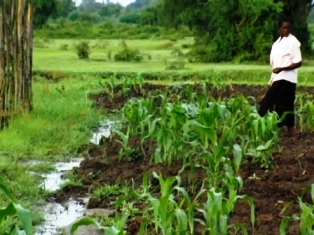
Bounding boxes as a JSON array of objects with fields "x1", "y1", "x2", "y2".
[{"x1": 273, "y1": 61, "x2": 302, "y2": 74}]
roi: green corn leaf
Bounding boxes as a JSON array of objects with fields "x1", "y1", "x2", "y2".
[
  {"x1": 238, "y1": 195, "x2": 255, "y2": 228},
  {"x1": 15, "y1": 204, "x2": 33, "y2": 235},
  {"x1": 280, "y1": 217, "x2": 291, "y2": 235},
  {"x1": 220, "y1": 215, "x2": 228, "y2": 234},
  {"x1": 175, "y1": 208, "x2": 188, "y2": 234},
  {"x1": 70, "y1": 217, "x2": 103, "y2": 234},
  {"x1": 104, "y1": 226, "x2": 126, "y2": 235},
  {"x1": 279, "y1": 201, "x2": 294, "y2": 216},
  {"x1": 0, "y1": 203, "x2": 16, "y2": 224},
  {"x1": 233, "y1": 144, "x2": 242, "y2": 175},
  {"x1": 234, "y1": 224, "x2": 249, "y2": 235},
  {"x1": 115, "y1": 213, "x2": 130, "y2": 231},
  {"x1": 9, "y1": 225, "x2": 25, "y2": 235},
  {"x1": 256, "y1": 139, "x2": 272, "y2": 151},
  {"x1": 311, "y1": 184, "x2": 314, "y2": 203},
  {"x1": 182, "y1": 120, "x2": 217, "y2": 144}
]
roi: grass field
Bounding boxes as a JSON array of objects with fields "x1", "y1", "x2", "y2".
[{"x1": 33, "y1": 38, "x2": 314, "y2": 74}]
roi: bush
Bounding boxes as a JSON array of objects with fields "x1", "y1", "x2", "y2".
[
  {"x1": 60, "y1": 44, "x2": 68, "y2": 50},
  {"x1": 171, "y1": 47, "x2": 185, "y2": 57},
  {"x1": 114, "y1": 40, "x2": 143, "y2": 62},
  {"x1": 181, "y1": 43, "x2": 193, "y2": 49},
  {"x1": 33, "y1": 38, "x2": 48, "y2": 48},
  {"x1": 119, "y1": 13, "x2": 140, "y2": 24},
  {"x1": 74, "y1": 41, "x2": 90, "y2": 59}
]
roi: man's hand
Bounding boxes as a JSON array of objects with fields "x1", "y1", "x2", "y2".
[{"x1": 273, "y1": 68, "x2": 282, "y2": 74}]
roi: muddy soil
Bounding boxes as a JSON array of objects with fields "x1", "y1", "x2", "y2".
[{"x1": 57, "y1": 84, "x2": 314, "y2": 235}]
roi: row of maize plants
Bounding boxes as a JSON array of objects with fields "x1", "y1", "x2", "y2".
[{"x1": 71, "y1": 81, "x2": 314, "y2": 234}]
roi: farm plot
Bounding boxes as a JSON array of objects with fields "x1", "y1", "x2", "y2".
[{"x1": 59, "y1": 82, "x2": 314, "y2": 235}]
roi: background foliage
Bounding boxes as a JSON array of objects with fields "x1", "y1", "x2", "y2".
[{"x1": 32, "y1": 0, "x2": 314, "y2": 62}]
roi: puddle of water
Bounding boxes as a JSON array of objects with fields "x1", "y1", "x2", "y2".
[
  {"x1": 42, "y1": 159, "x2": 83, "y2": 192},
  {"x1": 32, "y1": 159, "x2": 87, "y2": 235},
  {"x1": 35, "y1": 198, "x2": 88, "y2": 235},
  {"x1": 33, "y1": 119, "x2": 115, "y2": 234},
  {"x1": 90, "y1": 120, "x2": 116, "y2": 145}
]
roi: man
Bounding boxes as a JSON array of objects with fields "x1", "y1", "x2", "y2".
[{"x1": 258, "y1": 17, "x2": 302, "y2": 137}]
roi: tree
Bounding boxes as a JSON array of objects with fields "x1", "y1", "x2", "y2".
[
  {"x1": 99, "y1": 3, "x2": 122, "y2": 18},
  {"x1": 140, "y1": 6, "x2": 159, "y2": 25},
  {"x1": 79, "y1": 0, "x2": 102, "y2": 13},
  {"x1": 0, "y1": 0, "x2": 56, "y2": 129},
  {"x1": 55, "y1": 0, "x2": 76, "y2": 18},
  {"x1": 157, "y1": 0, "x2": 312, "y2": 62},
  {"x1": 0, "y1": 0, "x2": 34, "y2": 128},
  {"x1": 277, "y1": 0, "x2": 313, "y2": 54},
  {"x1": 32, "y1": 0, "x2": 57, "y2": 28}
]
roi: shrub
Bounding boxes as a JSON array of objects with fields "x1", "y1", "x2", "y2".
[
  {"x1": 33, "y1": 38, "x2": 48, "y2": 48},
  {"x1": 114, "y1": 40, "x2": 143, "y2": 62},
  {"x1": 74, "y1": 41, "x2": 90, "y2": 59},
  {"x1": 181, "y1": 43, "x2": 193, "y2": 49},
  {"x1": 60, "y1": 44, "x2": 68, "y2": 50},
  {"x1": 171, "y1": 47, "x2": 185, "y2": 57}
]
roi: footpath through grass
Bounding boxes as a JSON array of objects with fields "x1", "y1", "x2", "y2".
[{"x1": 0, "y1": 76, "x2": 104, "y2": 233}]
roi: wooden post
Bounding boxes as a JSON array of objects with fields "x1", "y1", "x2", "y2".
[{"x1": 0, "y1": 0, "x2": 33, "y2": 128}]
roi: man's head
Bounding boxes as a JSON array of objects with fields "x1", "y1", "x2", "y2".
[{"x1": 279, "y1": 17, "x2": 292, "y2": 37}]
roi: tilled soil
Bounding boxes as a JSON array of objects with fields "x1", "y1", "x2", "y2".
[{"x1": 56, "y1": 84, "x2": 314, "y2": 235}]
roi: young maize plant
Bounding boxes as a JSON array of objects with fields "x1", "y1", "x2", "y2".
[
  {"x1": 296, "y1": 101, "x2": 314, "y2": 133},
  {"x1": 119, "y1": 89, "x2": 281, "y2": 169},
  {"x1": 197, "y1": 184, "x2": 255, "y2": 235},
  {"x1": 136, "y1": 172, "x2": 195, "y2": 235},
  {"x1": 280, "y1": 184, "x2": 314, "y2": 235}
]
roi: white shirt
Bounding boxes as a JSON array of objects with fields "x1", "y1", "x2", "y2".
[{"x1": 269, "y1": 34, "x2": 302, "y2": 84}]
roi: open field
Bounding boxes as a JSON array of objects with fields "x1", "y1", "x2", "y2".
[{"x1": 33, "y1": 39, "x2": 314, "y2": 75}]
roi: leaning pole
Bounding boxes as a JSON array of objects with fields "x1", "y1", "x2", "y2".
[{"x1": 0, "y1": 0, "x2": 34, "y2": 128}]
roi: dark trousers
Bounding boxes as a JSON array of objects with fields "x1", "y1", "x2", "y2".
[{"x1": 258, "y1": 79, "x2": 296, "y2": 127}]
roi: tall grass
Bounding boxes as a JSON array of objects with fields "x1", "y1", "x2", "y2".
[{"x1": 0, "y1": 77, "x2": 103, "y2": 158}]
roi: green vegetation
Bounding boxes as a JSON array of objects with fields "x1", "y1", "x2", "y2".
[
  {"x1": 0, "y1": 76, "x2": 103, "y2": 232},
  {"x1": 0, "y1": 77, "x2": 102, "y2": 158},
  {"x1": 2, "y1": 0, "x2": 314, "y2": 234},
  {"x1": 34, "y1": 0, "x2": 314, "y2": 63},
  {"x1": 69, "y1": 79, "x2": 314, "y2": 234},
  {"x1": 0, "y1": 183, "x2": 33, "y2": 235}
]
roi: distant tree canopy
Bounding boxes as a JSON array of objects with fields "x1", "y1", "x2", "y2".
[
  {"x1": 55, "y1": 0, "x2": 76, "y2": 18},
  {"x1": 31, "y1": 0, "x2": 57, "y2": 28},
  {"x1": 157, "y1": 0, "x2": 313, "y2": 62}
]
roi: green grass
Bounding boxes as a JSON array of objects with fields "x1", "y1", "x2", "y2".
[
  {"x1": 0, "y1": 77, "x2": 103, "y2": 159},
  {"x1": 33, "y1": 39, "x2": 314, "y2": 87},
  {"x1": 0, "y1": 158, "x2": 48, "y2": 232}
]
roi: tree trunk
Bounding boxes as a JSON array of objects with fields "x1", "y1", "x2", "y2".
[{"x1": 0, "y1": 0, "x2": 33, "y2": 129}]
